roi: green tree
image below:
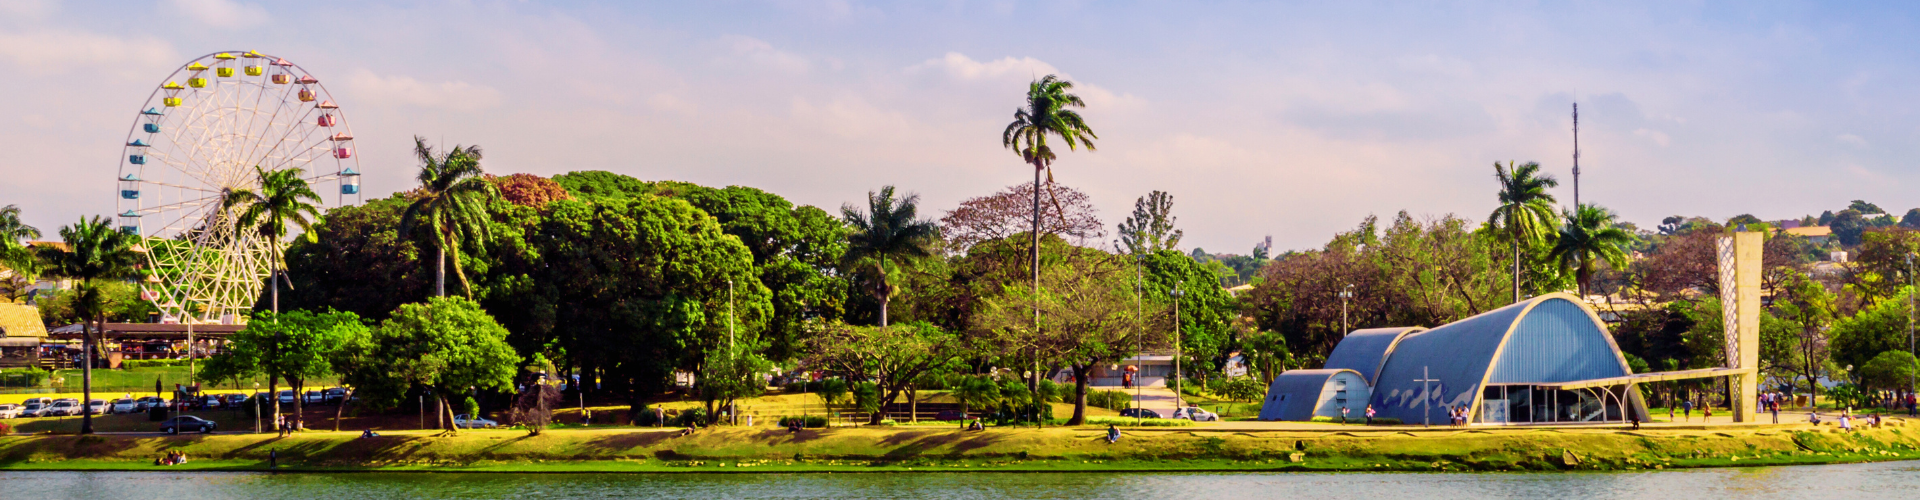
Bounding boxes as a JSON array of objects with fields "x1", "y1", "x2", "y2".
[
  {"x1": 1488, "y1": 161, "x2": 1559, "y2": 301},
  {"x1": 1117, "y1": 190, "x2": 1182, "y2": 255},
  {"x1": 806, "y1": 321, "x2": 971, "y2": 424},
  {"x1": 948, "y1": 375, "x2": 1000, "y2": 417},
  {"x1": 281, "y1": 196, "x2": 433, "y2": 320},
  {"x1": 697, "y1": 343, "x2": 773, "y2": 425},
  {"x1": 1831, "y1": 209, "x2": 1867, "y2": 246},
  {"x1": 36, "y1": 216, "x2": 140, "y2": 434},
  {"x1": 357, "y1": 296, "x2": 518, "y2": 433},
  {"x1": 974, "y1": 254, "x2": 1162, "y2": 425},
  {"x1": 841, "y1": 186, "x2": 938, "y2": 326},
  {"x1": 1549, "y1": 204, "x2": 1634, "y2": 297},
  {"x1": 1829, "y1": 287, "x2": 1915, "y2": 372},
  {"x1": 532, "y1": 197, "x2": 768, "y2": 414},
  {"x1": 1850, "y1": 200, "x2": 1885, "y2": 215},
  {"x1": 1901, "y1": 209, "x2": 1920, "y2": 229},
  {"x1": 1857, "y1": 351, "x2": 1917, "y2": 392},
  {"x1": 222, "y1": 166, "x2": 323, "y2": 314},
  {"x1": 549, "y1": 170, "x2": 657, "y2": 205},
  {"x1": 399, "y1": 136, "x2": 499, "y2": 298},
  {"x1": 199, "y1": 309, "x2": 368, "y2": 432}
]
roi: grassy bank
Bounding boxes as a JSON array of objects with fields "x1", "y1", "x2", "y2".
[{"x1": 2, "y1": 421, "x2": 1917, "y2": 473}]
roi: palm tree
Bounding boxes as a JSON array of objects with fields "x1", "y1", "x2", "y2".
[
  {"x1": 0, "y1": 205, "x2": 41, "y2": 298},
  {"x1": 399, "y1": 136, "x2": 497, "y2": 298},
  {"x1": 1549, "y1": 204, "x2": 1633, "y2": 298},
  {"x1": 841, "y1": 185, "x2": 938, "y2": 326},
  {"x1": 222, "y1": 166, "x2": 324, "y2": 314},
  {"x1": 1003, "y1": 75, "x2": 1096, "y2": 412},
  {"x1": 37, "y1": 216, "x2": 140, "y2": 434},
  {"x1": 1488, "y1": 161, "x2": 1559, "y2": 303}
]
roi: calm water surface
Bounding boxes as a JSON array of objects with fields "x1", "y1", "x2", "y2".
[{"x1": 6, "y1": 461, "x2": 1918, "y2": 499}]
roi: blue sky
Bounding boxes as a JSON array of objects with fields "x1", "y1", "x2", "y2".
[{"x1": 3, "y1": 1, "x2": 1917, "y2": 253}]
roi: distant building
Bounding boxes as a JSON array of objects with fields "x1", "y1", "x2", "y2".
[{"x1": 0, "y1": 303, "x2": 48, "y2": 367}]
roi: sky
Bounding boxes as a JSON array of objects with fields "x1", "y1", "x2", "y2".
[{"x1": 3, "y1": 1, "x2": 1919, "y2": 255}]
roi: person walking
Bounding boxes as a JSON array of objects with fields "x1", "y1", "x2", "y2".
[
  {"x1": 1340, "y1": 406, "x2": 1350, "y2": 424},
  {"x1": 1682, "y1": 399, "x2": 1693, "y2": 422},
  {"x1": 1365, "y1": 404, "x2": 1376, "y2": 425}
]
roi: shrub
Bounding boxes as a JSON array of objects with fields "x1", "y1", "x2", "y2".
[
  {"x1": 0, "y1": 422, "x2": 11, "y2": 435},
  {"x1": 462, "y1": 397, "x2": 481, "y2": 418},
  {"x1": 670, "y1": 407, "x2": 708, "y2": 427},
  {"x1": 777, "y1": 415, "x2": 828, "y2": 428},
  {"x1": 0, "y1": 368, "x2": 49, "y2": 387},
  {"x1": 1085, "y1": 390, "x2": 1132, "y2": 411},
  {"x1": 633, "y1": 406, "x2": 664, "y2": 426}
]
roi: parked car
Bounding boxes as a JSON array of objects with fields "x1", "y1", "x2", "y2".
[
  {"x1": 85, "y1": 399, "x2": 108, "y2": 415},
  {"x1": 222, "y1": 394, "x2": 250, "y2": 407},
  {"x1": 20, "y1": 397, "x2": 51, "y2": 407},
  {"x1": 1118, "y1": 408, "x2": 1162, "y2": 419},
  {"x1": 200, "y1": 394, "x2": 225, "y2": 409},
  {"x1": 1172, "y1": 407, "x2": 1219, "y2": 422},
  {"x1": 44, "y1": 400, "x2": 78, "y2": 416},
  {"x1": 935, "y1": 409, "x2": 968, "y2": 421},
  {"x1": 0, "y1": 404, "x2": 19, "y2": 419},
  {"x1": 136, "y1": 396, "x2": 167, "y2": 411},
  {"x1": 303, "y1": 391, "x2": 325, "y2": 404},
  {"x1": 160, "y1": 415, "x2": 216, "y2": 434},
  {"x1": 19, "y1": 403, "x2": 47, "y2": 418},
  {"x1": 110, "y1": 398, "x2": 140, "y2": 414},
  {"x1": 323, "y1": 387, "x2": 347, "y2": 403},
  {"x1": 278, "y1": 390, "x2": 296, "y2": 403},
  {"x1": 452, "y1": 414, "x2": 498, "y2": 429}
]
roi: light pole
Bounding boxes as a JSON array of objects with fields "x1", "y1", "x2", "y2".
[
  {"x1": 1339, "y1": 284, "x2": 1354, "y2": 337},
  {"x1": 1908, "y1": 253, "x2": 1914, "y2": 405},
  {"x1": 1121, "y1": 251, "x2": 1136, "y2": 423},
  {"x1": 1173, "y1": 281, "x2": 1185, "y2": 409}
]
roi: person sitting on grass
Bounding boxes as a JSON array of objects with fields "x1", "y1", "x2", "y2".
[
  {"x1": 1839, "y1": 410, "x2": 1853, "y2": 433},
  {"x1": 1808, "y1": 411, "x2": 1821, "y2": 425},
  {"x1": 361, "y1": 428, "x2": 379, "y2": 438},
  {"x1": 679, "y1": 422, "x2": 697, "y2": 436},
  {"x1": 1106, "y1": 424, "x2": 1121, "y2": 444},
  {"x1": 969, "y1": 418, "x2": 985, "y2": 431}
]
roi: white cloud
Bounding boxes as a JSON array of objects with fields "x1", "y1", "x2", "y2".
[
  {"x1": 715, "y1": 35, "x2": 810, "y2": 73},
  {"x1": 647, "y1": 93, "x2": 698, "y2": 115},
  {"x1": 344, "y1": 69, "x2": 503, "y2": 113},
  {"x1": 0, "y1": 28, "x2": 176, "y2": 76},
  {"x1": 1836, "y1": 133, "x2": 1867, "y2": 148},
  {"x1": 166, "y1": 0, "x2": 269, "y2": 28},
  {"x1": 1633, "y1": 128, "x2": 1670, "y2": 146},
  {"x1": 909, "y1": 52, "x2": 1059, "y2": 82}
]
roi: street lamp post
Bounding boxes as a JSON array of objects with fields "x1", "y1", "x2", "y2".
[
  {"x1": 1134, "y1": 252, "x2": 1143, "y2": 426},
  {"x1": 1908, "y1": 254, "x2": 1914, "y2": 407},
  {"x1": 1173, "y1": 281, "x2": 1185, "y2": 409},
  {"x1": 1339, "y1": 284, "x2": 1354, "y2": 337}
]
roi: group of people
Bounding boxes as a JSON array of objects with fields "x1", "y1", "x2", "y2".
[
  {"x1": 153, "y1": 450, "x2": 188, "y2": 466},
  {"x1": 1446, "y1": 405, "x2": 1470, "y2": 427},
  {"x1": 273, "y1": 414, "x2": 300, "y2": 437},
  {"x1": 1336, "y1": 404, "x2": 1380, "y2": 425}
]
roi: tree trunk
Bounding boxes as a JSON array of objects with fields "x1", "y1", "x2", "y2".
[
  {"x1": 1068, "y1": 364, "x2": 1092, "y2": 426},
  {"x1": 908, "y1": 387, "x2": 918, "y2": 423},
  {"x1": 436, "y1": 243, "x2": 446, "y2": 297},
  {"x1": 334, "y1": 388, "x2": 352, "y2": 432},
  {"x1": 441, "y1": 395, "x2": 458, "y2": 434},
  {"x1": 269, "y1": 374, "x2": 279, "y2": 435},
  {"x1": 80, "y1": 318, "x2": 95, "y2": 434},
  {"x1": 291, "y1": 378, "x2": 303, "y2": 432},
  {"x1": 1030, "y1": 161, "x2": 1043, "y2": 412},
  {"x1": 1512, "y1": 238, "x2": 1521, "y2": 303}
]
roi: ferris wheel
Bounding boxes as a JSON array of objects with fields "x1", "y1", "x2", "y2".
[{"x1": 115, "y1": 50, "x2": 363, "y2": 325}]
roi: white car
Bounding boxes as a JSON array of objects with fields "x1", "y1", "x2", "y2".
[
  {"x1": 110, "y1": 398, "x2": 140, "y2": 414},
  {"x1": 452, "y1": 414, "x2": 498, "y2": 429},
  {"x1": 1172, "y1": 407, "x2": 1220, "y2": 422},
  {"x1": 18, "y1": 403, "x2": 47, "y2": 418},
  {"x1": 278, "y1": 390, "x2": 297, "y2": 404},
  {"x1": 44, "y1": 400, "x2": 78, "y2": 416},
  {"x1": 0, "y1": 404, "x2": 19, "y2": 418},
  {"x1": 85, "y1": 399, "x2": 107, "y2": 415},
  {"x1": 136, "y1": 396, "x2": 168, "y2": 411}
]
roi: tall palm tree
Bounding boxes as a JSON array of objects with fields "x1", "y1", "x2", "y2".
[
  {"x1": 222, "y1": 166, "x2": 323, "y2": 314},
  {"x1": 1004, "y1": 76, "x2": 1098, "y2": 288},
  {"x1": 0, "y1": 204, "x2": 38, "y2": 246},
  {"x1": 1549, "y1": 204, "x2": 1633, "y2": 298},
  {"x1": 37, "y1": 216, "x2": 140, "y2": 434},
  {"x1": 841, "y1": 185, "x2": 938, "y2": 326},
  {"x1": 399, "y1": 136, "x2": 497, "y2": 298},
  {"x1": 1488, "y1": 161, "x2": 1559, "y2": 303}
]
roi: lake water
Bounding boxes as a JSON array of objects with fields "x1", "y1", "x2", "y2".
[{"x1": 5, "y1": 460, "x2": 1917, "y2": 499}]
